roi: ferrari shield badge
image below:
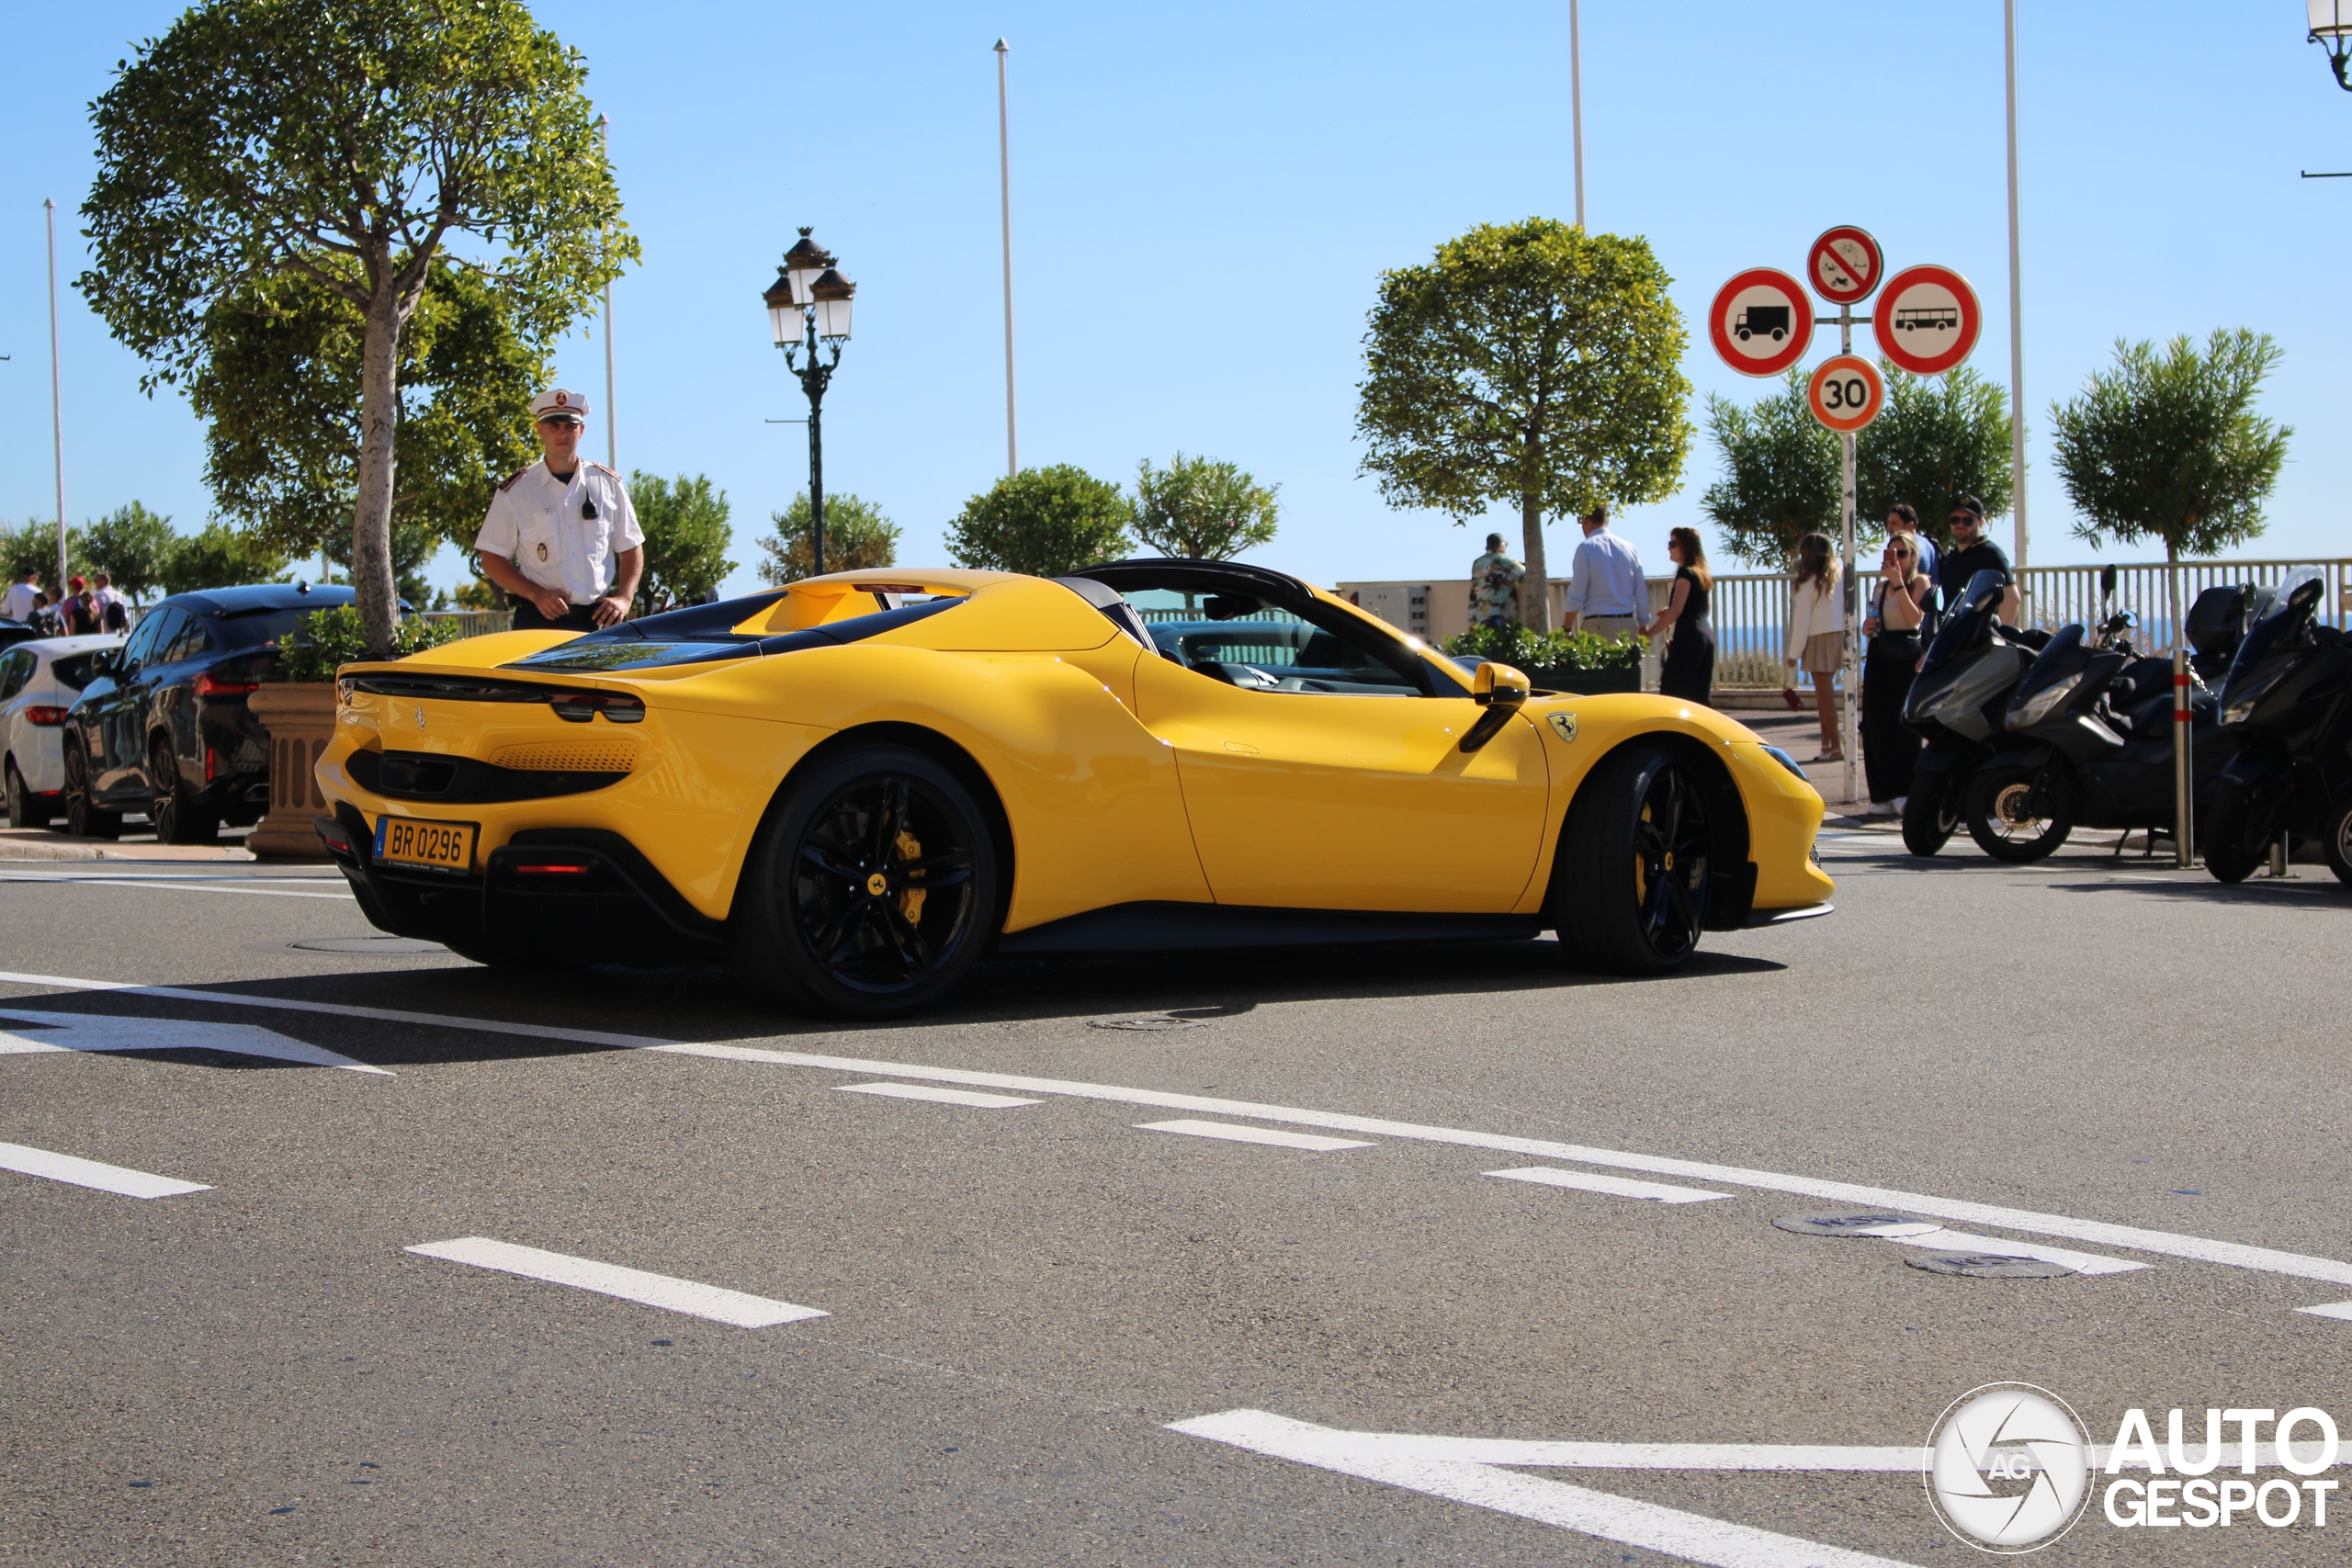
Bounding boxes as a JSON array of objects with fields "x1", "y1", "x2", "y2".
[{"x1": 1548, "y1": 712, "x2": 1578, "y2": 743}]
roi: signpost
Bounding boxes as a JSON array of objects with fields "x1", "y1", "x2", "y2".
[{"x1": 1710, "y1": 229, "x2": 1982, "y2": 809}]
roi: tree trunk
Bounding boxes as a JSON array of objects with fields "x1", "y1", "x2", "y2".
[
  {"x1": 351, "y1": 278, "x2": 404, "y2": 660},
  {"x1": 1519, "y1": 490, "x2": 1552, "y2": 633}
]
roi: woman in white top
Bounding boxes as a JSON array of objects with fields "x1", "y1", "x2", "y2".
[{"x1": 1783, "y1": 532, "x2": 1847, "y2": 762}]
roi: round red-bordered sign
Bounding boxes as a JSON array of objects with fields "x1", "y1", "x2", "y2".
[
  {"x1": 1708, "y1": 268, "x2": 1814, "y2": 377},
  {"x1": 1872, "y1": 264, "x2": 1981, "y2": 375},
  {"x1": 1806, "y1": 354, "x2": 1884, "y2": 434},
  {"x1": 1806, "y1": 226, "x2": 1883, "y2": 306}
]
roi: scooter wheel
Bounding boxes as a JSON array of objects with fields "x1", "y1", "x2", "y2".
[
  {"x1": 1964, "y1": 764, "x2": 2074, "y2": 863},
  {"x1": 2322, "y1": 799, "x2": 2352, "y2": 888},
  {"x1": 2201, "y1": 780, "x2": 2270, "y2": 885},
  {"x1": 1902, "y1": 776, "x2": 1960, "y2": 856}
]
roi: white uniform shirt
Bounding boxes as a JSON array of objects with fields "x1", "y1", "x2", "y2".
[{"x1": 474, "y1": 458, "x2": 644, "y2": 606}]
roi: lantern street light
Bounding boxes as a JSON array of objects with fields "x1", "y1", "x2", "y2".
[
  {"x1": 2311, "y1": 0, "x2": 2352, "y2": 90},
  {"x1": 763, "y1": 227, "x2": 857, "y2": 576}
]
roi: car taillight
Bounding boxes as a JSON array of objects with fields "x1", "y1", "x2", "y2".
[
  {"x1": 23, "y1": 705, "x2": 69, "y2": 727},
  {"x1": 206, "y1": 748, "x2": 220, "y2": 784},
  {"x1": 195, "y1": 671, "x2": 260, "y2": 699},
  {"x1": 513, "y1": 862, "x2": 593, "y2": 874},
  {"x1": 548, "y1": 691, "x2": 645, "y2": 724}
]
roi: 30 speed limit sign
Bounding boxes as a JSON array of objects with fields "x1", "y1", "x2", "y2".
[{"x1": 1806, "y1": 354, "x2": 1883, "y2": 433}]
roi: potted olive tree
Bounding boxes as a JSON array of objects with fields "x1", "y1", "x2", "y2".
[
  {"x1": 1442, "y1": 625, "x2": 1645, "y2": 695},
  {"x1": 246, "y1": 605, "x2": 459, "y2": 861}
]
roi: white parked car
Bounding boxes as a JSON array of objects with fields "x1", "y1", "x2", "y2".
[{"x1": 2, "y1": 635, "x2": 126, "y2": 828}]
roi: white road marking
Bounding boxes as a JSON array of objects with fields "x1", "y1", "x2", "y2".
[
  {"x1": 0, "y1": 1008, "x2": 390, "y2": 1074},
  {"x1": 1169, "y1": 1410, "x2": 1921, "y2": 1568},
  {"x1": 6, "y1": 968, "x2": 2346, "y2": 1292},
  {"x1": 838, "y1": 1081, "x2": 1041, "y2": 1108},
  {"x1": 404, "y1": 1237, "x2": 827, "y2": 1328},
  {"x1": 1487, "y1": 1166, "x2": 1730, "y2": 1204},
  {"x1": 0, "y1": 1140, "x2": 210, "y2": 1199},
  {"x1": 1136, "y1": 1119, "x2": 1374, "y2": 1152},
  {"x1": 2298, "y1": 1301, "x2": 2352, "y2": 1321},
  {"x1": 0, "y1": 871, "x2": 350, "y2": 899},
  {"x1": 1883, "y1": 1227, "x2": 2143, "y2": 1277}
]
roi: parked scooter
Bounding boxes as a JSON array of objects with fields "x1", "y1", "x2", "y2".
[
  {"x1": 2203, "y1": 569, "x2": 2352, "y2": 885},
  {"x1": 1900, "y1": 569, "x2": 2050, "y2": 855}
]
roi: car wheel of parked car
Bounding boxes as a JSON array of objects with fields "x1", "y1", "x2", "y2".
[
  {"x1": 729, "y1": 742, "x2": 999, "y2": 1019},
  {"x1": 148, "y1": 735, "x2": 218, "y2": 845},
  {"x1": 6, "y1": 758, "x2": 51, "y2": 829},
  {"x1": 61, "y1": 743, "x2": 121, "y2": 840},
  {"x1": 1555, "y1": 741, "x2": 1712, "y2": 976}
]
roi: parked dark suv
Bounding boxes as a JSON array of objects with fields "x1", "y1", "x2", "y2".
[{"x1": 62, "y1": 583, "x2": 359, "y2": 842}]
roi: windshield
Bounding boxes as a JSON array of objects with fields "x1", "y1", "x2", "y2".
[
  {"x1": 1917, "y1": 569, "x2": 2008, "y2": 675},
  {"x1": 2223, "y1": 570, "x2": 2324, "y2": 697},
  {"x1": 2011, "y1": 623, "x2": 2088, "y2": 701}
]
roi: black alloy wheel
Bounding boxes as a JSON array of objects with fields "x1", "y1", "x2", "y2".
[
  {"x1": 729, "y1": 742, "x2": 997, "y2": 1019},
  {"x1": 1555, "y1": 742, "x2": 1713, "y2": 975},
  {"x1": 60, "y1": 739, "x2": 121, "y2": 840},
  {"x1": 148, "y1": 734, "x2": 218, "y2": 845},
  {"x1": 6, "y1": 759, "x2": 51, "y2": 829},
  {"x1": 2200, "y1": 779, "x2": 2272, "y2": 886},
  {"x1": 1902, "y1": 774, "x2": 1961, "y2": 856},
  {"x1": 2323, "y1": 799, "x2": 2352, "y2": 888},
  {"x1": 1964, "y1": 764, "x2": 2074, "y2": 863}
]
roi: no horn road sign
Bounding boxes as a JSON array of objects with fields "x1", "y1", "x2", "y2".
[
  {"x1": 1873, "y1": 264, "x2": 1982, "y2": 376},
  {"x1": 1707, "y1": 267, "x2": 1814, "y2": 378}
]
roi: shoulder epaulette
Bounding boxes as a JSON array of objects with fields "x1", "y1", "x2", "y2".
[
  {"x1": 495, "y1": 467, "x2": 530, "y2": 492},
  {"x1": 586, "y1": 461, "x2": 616, "y2": 478}
]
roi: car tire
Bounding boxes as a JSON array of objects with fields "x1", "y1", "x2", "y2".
[
  {"x1": 1553, "y1": 741, "x2": 1713, "y2": 976},
  {"x1": 1901, "y1": 773, "x2": 1959, "y2": 856},
  {"x1": 2201, "y1": 779, "x2": 2271, "y2": 885},
  {"x1": 1963, "y1": 763, "x2": 2074, "y2": 863},
  {"x1": 6, "y1": 758, "x2": 51, "y2": 829},
  {"x1": 61, "y1": 741, "x2": 121, "y2": 840},
  {"x1": 729, "y1": 742, "x2": 999, "y2": 1019},
  {"x1": 148, "y1": 735, "x2": 218, "y2": 845}
]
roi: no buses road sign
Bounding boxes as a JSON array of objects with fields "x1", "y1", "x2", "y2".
[
  {"x1": 1707, "y1": 267, "x2": 1814, "y2": 378},
  {"x1": 1806, "y1": 354, "x2": 1884, "y2": 434},
  {"x1": 1805, "y1": 225, "x2": 1883, "y2": 306},
  {"x1": 1872, "y1": 264, "x2": 1982, "y2": 376}
]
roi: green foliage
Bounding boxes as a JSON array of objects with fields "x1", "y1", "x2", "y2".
[
  {"x1": 0, "y1": 519, "x2": 84, "y2": 587},
  {"x1": 2050, "y1": 331, "x2": 2290, "y2": 564},
  {"x1": 1356, "y1": 219, "x2": 1691, "y2": 626},
  {"x1": 452, "y1": 575, "x2": 503, "y2": 611},
  {"x1": 945, "y1": 466, "x2": 1132, "y2": 578},
  {"x1": 325, "y1": 518, "x2": 444, "y2": 607},
  {"x1": 79, "y1": 503, "x2": 177, "y2": 604},
  {"x1": 1130, "y1": 453, "x2": 1279, "y2": 560},
  {"x1": 275, "y1": 604, "x2": 464, "y2": 683},
  {"x1": 759, "y1": 491, "x2": 900, "y2": 585},
  {"x1": 196, "y1": 261, "x2": 548, "y2": 558},
  {"x1": 1698, "y1": 373, "x2": 1838, "y2": 567},
  {"x1": 1442, "y1": 624, "x2": 1644, "y2": 671},
  {"x1": 628, "y1": 472, "x2": 738, "y2": 613},
  {"x1": 159, "y1": 522, "x2": 289, "y2": 595}
]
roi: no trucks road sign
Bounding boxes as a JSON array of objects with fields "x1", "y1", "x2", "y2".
[
  {"x1": 1806, "y1": 354, "x2": 1884, "y2": 434},
  {"x1": 1707, "y1": 267, "x2": 1814, "y2": 377},
  {"x1": 1872, "y1": 264, "x2": 1983, "y2": 376},
  {"x1": 1805, "y1": 225, "x2": 1883, "y2": 306}
]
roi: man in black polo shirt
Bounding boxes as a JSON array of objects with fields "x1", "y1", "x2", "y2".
[{"x1": 1936, "y1": 495, "x2": 2020, "y2": 625}]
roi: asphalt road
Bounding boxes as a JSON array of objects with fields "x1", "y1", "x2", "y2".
[{"x1": 4, "y1": 828, "x2": 2350, "y2": 1566}]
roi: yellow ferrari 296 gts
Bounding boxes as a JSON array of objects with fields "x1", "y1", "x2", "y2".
[{"x1": 312, "y1": 559, "x2": 1832, "y2": 1017}]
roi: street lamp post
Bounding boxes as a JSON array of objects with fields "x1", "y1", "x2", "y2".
[
  {"x1": 2311, "y1": 0, "x2": 2352, "y2": 88},
  {"x1": 763, "y1": 229, "x2": 856, "y2": 578}
]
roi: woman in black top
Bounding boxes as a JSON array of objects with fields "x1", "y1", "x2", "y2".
[
  {"x1": 1650, "y1": 526, "x2": 1715, "y2": 705},
  {"x1": 1860, "y1": 533, "x2": 1931, "y2": 814}
]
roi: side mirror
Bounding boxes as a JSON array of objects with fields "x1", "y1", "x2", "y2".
[
  {"x1": 93, "y1": 649, "x2": 120, "y2": 678},
  {"x1": 2099, "y1": 564, "x2": 2118, "y2": 600},
  {"x1": 1461, "y1": 661, "x2": 1530, "y2": 753}
]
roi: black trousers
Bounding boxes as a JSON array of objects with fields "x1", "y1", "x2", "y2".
[
  {"x1": 508, "y1": 597, "x2": 602, "y2": 633},
  {"x1": 1861, "y1": 639, "x2": 1921, "y2": 804}
]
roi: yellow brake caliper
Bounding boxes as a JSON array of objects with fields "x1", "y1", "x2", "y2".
[{"x1": 895, "y1": 829, "x2": 927, "y2": 925}]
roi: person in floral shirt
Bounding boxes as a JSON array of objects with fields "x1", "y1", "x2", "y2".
[{"x1": 1469, "y1": 533, "x2": 1525, "y2": 631}]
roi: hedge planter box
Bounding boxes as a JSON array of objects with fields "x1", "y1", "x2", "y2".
[
  {"x1": 245, "y1": 682, "x2": 337, "y2": 862},
  {"x1": 1529, "y1": 665, "x2": 1641, "y2": 695}
]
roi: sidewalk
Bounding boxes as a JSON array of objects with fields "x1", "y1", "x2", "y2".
[{"x1": 0, "y1": 825, "x2": 256, "y2": 863}]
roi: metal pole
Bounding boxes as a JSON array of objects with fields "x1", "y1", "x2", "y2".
[
  {"x1": 597, "y1": 114, "x2": 617, "y2": 471},
  {"x1": 2004, "y1": 0, "x2": 2029, "y2": 571},
  {"x1": 806, "y1": 316, "x2": 826, "y2": 578},
  {"x1": 45, "y1": 198, "x2": 66, "y2": 589},
  {"x1": 2173, "y1": 645, "x2": 2192, "y2": 869},
  {"x1": 995, "y1": 39, "x2": 1019, "y2": 477},
  {"x1": 1839, "y1": 309, "x2": 1858, "y2": 807},
  {"x1": 1568, "y1": 0, "x2": 1585, "y2": 230}
]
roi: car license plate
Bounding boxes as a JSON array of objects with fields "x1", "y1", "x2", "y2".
[{"x1": 374, "y1": 816, "x2": 475, "y2": 873}]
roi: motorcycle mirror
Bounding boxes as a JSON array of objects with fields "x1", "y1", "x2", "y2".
[{"x1": 2099, "y1": 564, "x2": 2118, "y2": 600}]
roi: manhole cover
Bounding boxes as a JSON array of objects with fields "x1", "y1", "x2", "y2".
[
  {"x1": 288, "y1": 936, "x2": 447, "y2": 955},
  {"x1": 1773, "y1": 1211, "x2": 1941, "y2": 1238},
  {"x1": 1089, "y1": 1016, "x2": 1205, "y2": 1032},
  {"x1": 1906, "y1": 1253, "x2": 2075, "y2": 1279}
]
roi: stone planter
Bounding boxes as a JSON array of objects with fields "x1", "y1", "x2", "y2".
[
  {"x1": 245, "y1": 682, "x2": 338, "y2": 862},
  {"x1": 1528, "y1": 665, "x2": 1642, "y2": 695}
]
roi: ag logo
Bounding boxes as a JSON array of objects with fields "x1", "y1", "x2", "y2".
[
  {"x1": 1924, "y1": 1383, "x2": 2092, "y2": 1552},
  {"x1": 1547, "y1": 712, "x2": 1577, "y2": 742}
]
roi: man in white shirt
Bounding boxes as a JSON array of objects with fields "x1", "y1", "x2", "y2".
[
  {"x1": 475, "y1": 388, "x2": 645, "y2": 632},
  {"x1": 1558, "y1": 506, "x2": 1648, "y2": 637},
  {"x1": 3, "y1": 569, "x2": 38, "y2": 625}
]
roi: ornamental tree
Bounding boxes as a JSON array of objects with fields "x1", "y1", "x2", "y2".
[
  {"x1": 628, "y1": 472, "x2": 738, "y2": 614},
  {"x1": 1356, "y1": 219, "x2": 1691, "y2": 629},
  {"x1": 78, "y1": 503, "x2": 178, "y2": 604},
  {"x1": 945, "y1": 466, "x2": 1131, "y2": 579},
  {"x1": 1130, "y1": 453, "x2": 1280, "y2": 561},
  {"x1": 760, "y1": 492, "x2": 900, "y2": 585},
  {"x1": 82, "y1": 0, "x2": 632, "y2": 658}
]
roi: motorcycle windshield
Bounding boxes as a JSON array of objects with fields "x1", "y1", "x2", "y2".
[
  {"x1": 1917, "y1": 570, "x2": 2008, "y2": 675},
  {"x1": 2012, "y1": 623, "x2": 2089, "y2": 703},
  {"x1": 2222, "y1": 569, "x2": 2324, "y2": 705}
]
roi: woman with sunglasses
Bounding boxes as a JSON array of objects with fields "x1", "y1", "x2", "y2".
[{"x1": 1859, "y1": 532, "x2": 1932, "y2": 814}]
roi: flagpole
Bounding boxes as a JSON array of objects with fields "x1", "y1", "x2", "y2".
[
  {"x1": 995, "y1": 39, "x2": 1018, "y2": 477},
  {"x1": 46, "y1": 198, "x2": 66, "y2": 587},
  {"x1": 2004, "y1": 0, "x2": 2028, "y2": 570},
  {"x1": 1569, "y1": 0, "x2": 1586, "y2": 229}
]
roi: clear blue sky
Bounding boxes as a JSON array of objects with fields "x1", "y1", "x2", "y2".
[{"x1": 1, "y1": 3, "x2": 2346, "y2": 597}]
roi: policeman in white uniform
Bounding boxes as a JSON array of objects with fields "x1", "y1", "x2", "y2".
[{"x1": 475, "y1": 388, "x2": 645, "y2": 632}]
